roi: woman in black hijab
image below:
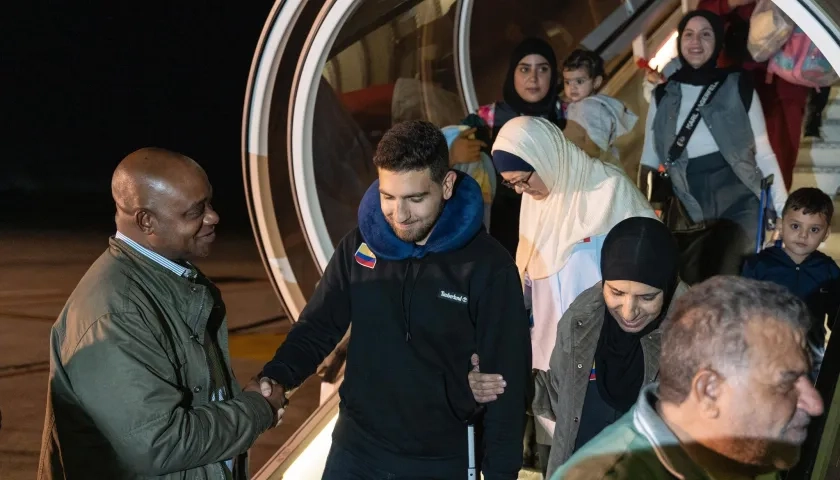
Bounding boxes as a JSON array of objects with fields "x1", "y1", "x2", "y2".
[
  {"x1": 590, "y1": 217, "x2": 682, "y2": 417},
  {"x1": 466, "y1": 217, "x2": 686, "y2": 476},
  {"x1": 450, "y1": 37, "x2": 565, "y2": 256},
  {"x1": 538, "y1": 217, "x2": 686, "y2": 475},
  {"x1": 491, "y1": 38, "x2": 565, "y2": 256},
  {"x1": 668, "y1": 10, "x2": 728, "y2": 86},
  {"x1": 496, "y1": 38, "x2": 563, "y2": 133}
]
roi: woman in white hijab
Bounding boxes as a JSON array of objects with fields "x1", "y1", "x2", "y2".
[{"x1": 488, "y1": 115, "x2": 656, "y2": 471}]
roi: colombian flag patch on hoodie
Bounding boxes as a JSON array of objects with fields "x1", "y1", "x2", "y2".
[{"x1": 354, "y1": 242, "x2": 376, "y2": 269}]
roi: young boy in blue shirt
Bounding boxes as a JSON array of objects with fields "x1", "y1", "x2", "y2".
[{"x1": 743, "y1": 188, "x2": 840, "y2": 378}]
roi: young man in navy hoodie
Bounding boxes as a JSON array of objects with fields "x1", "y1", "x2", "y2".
[
  {"x1": 743, "y1": 187, "x2": 840, "y2": 377},
  {"x1": 257, "y1": 120, "x2": 531, "y2": 479}
]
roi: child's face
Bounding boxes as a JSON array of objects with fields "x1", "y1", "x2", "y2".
[
  {"x1": 780, "y1": 208, "x2": 830, "y2": 263},
  {"x1": 563, "y1": 68, "x2": 602, "y2": 102}
]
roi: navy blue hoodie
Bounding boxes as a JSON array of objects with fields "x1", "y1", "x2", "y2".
[
  {"x1": 742, "y1": 242, "x2": 840, "y2": 346},
  {"x1": 262, "y1": 172, "x2": 531, "y2": 479}
]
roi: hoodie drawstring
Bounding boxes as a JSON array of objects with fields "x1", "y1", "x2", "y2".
[
  {"x1": 400, "y1": 259, "x2": 427, "y2": 342},
  {"x1": 401, "y1": 262, "x2": 412, "y2": 341}
]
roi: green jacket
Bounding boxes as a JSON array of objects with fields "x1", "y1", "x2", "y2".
[
  {"x1": 552, "y1": 384, "x2": 780, "y2": 480},
  {"x1": 38, "y1": 238, "x2": 275, "y2": 479}
]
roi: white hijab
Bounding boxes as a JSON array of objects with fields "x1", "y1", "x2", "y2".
[{"x1": 492, "y1": 116, "x2": 657, "y2": 280}]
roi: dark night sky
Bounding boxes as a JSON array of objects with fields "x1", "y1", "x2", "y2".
[{"x1": 4, "y1": 2, "x2": 276, "y2": 229}]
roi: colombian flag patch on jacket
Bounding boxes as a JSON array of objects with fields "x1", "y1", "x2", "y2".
[{"x1": 354, "y1": 243, "x2": 376, "y2": 269}]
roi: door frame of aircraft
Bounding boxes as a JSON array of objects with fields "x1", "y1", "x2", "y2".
[
  {"x1": 244, "y1": 0, "x2": 684, "y2": 322},
  {"x1": 246, "y1": 0, "x2": 472, "y2": 322},
  {"x1": 243, "y1": 0, "x2": 325, "y2": 320},
  {"x1": 289, "y1": 0, "x2": 364, "y2": 273}
]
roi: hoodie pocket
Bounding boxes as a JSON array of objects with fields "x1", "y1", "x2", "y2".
[{"x1": 440, "y1": 372, "x2": 482, "y2": 425}]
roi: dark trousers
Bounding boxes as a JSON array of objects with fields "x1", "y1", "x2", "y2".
[
  {"x1": 806, "y1": 87, "x2": 831, "y2": 131},
  {"x1": 678, "y1": 152, "x2": 759, "y2": 285}
]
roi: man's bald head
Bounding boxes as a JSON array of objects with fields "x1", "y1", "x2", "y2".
[
  {"x1": 112, "y1": 147, "x2": 205, "y2": 214},
  {"x1": 112, "y1": 147, "x2": 219, "y2": 261}
]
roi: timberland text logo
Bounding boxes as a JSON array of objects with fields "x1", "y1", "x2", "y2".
[{"x1": 439, "y1": 290, "x2": 468, "y2": 304}]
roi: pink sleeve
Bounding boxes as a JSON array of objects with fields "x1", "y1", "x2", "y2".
[{"x1": 477, "y1": 104, "x2": 495, "y2": 130}]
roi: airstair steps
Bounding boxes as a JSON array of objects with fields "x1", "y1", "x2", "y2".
[
  {"x1": 792, "y1": 86, "x2": 840, "y2": 260},
  {"x1": 793, "y1": 88, "x2": 840, "y2": 198}
]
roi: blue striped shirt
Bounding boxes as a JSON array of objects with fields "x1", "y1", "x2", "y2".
[{"x1": 115, "y1": 232, "x2": 195, "y2": 279}]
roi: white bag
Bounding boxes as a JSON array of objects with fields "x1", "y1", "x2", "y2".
[{"x1": 748, "y1": 0, "x2": 794, "y2": 62}]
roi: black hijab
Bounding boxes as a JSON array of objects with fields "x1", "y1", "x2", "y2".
[
  {"x1": 502, "y1": 38, "x2": 560, "y2": 120},
  {"x1": 669, "y1": 10, "x2": 730, "y2": 86},
  {"x1": 594, "y1": 217, "x2": 680, "y2": 413}
]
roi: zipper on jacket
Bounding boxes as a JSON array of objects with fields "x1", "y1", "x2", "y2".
[
  {"x1": 191, "y1": 279, "x2": 229, "y2": 480},
  {"x1": 214, "y1": 462, "x2": 226, "y2": 480},
  {"x1": 193, "y1": 280, "x2": 211, "y2": 402}
]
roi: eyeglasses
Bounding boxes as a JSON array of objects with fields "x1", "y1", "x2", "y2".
[{"x1": 501, "y1": 171, "x2": 534, "y2": 190}]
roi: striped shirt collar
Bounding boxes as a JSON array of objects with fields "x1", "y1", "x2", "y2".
[{"x1": 115, "y1": 231, "x2": 196, "y2": 279}]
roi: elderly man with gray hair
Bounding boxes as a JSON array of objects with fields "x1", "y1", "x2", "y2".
[{"x1": 553, "y1": 275, "x2": 825, "y2": 479}]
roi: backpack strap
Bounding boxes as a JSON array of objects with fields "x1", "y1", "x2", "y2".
[
  {"x1": 737, "y1": 71, "x2": 754, "y2": 112},
  {"x1": 654, "y1": 83, "x2": 667, "y2": 106},
  {"x1": 655, "y1": 74, "x2": 753, "y2": 111}
]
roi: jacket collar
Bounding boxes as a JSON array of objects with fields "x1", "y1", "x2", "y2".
[
  {"x1": 115, "y1": 232, "x2": 196, "y2": 279},
  {"x1": 570, "y1": 282, "x2": 689, "y2": 380},
  {"x1": 110, "y1": 237, "x2": 216, "y2": 339},
  {"x1": 632, "y1": 384, "x2": 713, "y2": 480},
  {"x1": 568, "y1": 283, "x2": 661, "y2": 383},
  {"x1": 358, "y1": 170, "x2": 484, "y2": 261},
  {"x1": 632, "y1": 383, "x2": 774, "y2": 480},
  {"x1": 764, "y1": 242, "x2": 835, "y2": 269},
  {"x1": 110, "y1": 237, "x2": 198, "y2": 283}
]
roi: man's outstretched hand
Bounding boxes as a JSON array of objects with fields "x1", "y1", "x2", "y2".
[
  {"x1": 245, "y1": 376, "x2": 287, "y2": 427},
  {"x1": 468, "y1": 354, "x2": 507, "y2": 403}
]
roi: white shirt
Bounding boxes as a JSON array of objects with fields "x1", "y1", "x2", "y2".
[
  {"x1": 525, "y1": 234, "x2": 606, "y2": 440},
  {"x1": 527, "y1": 235, "x2": 606, "y2": 371},
  {"x1": 640, "y1": 83, "x2": 787, "y2": 215}
]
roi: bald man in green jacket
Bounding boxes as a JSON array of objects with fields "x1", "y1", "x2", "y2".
[{"x1": 38, "y1": 148, "x2": 286, "y2": 480}]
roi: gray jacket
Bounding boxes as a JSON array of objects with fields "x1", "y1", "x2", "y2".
[
  {"x1": 652, "y1": 73, "x2": 764, "y2": 223},
  {"x1": 533, "y1": 281, "x2": 689, "y2": 476}
]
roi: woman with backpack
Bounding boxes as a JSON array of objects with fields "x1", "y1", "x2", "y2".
[
  {"x1": 697, "y1": 0, "x2": 811, "y2": 191},
  {"x1": 638, "y1": 10, "x2": 788, "y2": 284}
]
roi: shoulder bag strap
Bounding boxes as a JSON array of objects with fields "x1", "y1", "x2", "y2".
[{"x1": 662, "y1": 80, "x2": 725, "y2": 172}]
